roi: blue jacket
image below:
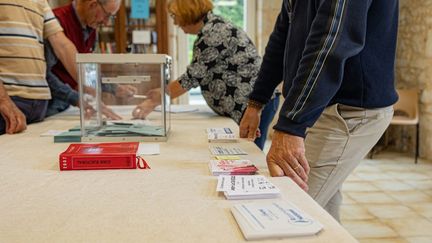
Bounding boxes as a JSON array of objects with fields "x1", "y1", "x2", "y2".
[{"x1": 249, "y1": 0, "x2": 399, "y2": 137}]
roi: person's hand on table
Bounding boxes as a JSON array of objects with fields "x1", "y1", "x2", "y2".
[
  {"x1": 82, "y1": 100, "x2": 122, "y2": 120},
  {"x1": 0, "y1": 97, "x2": 26, "y2": 134},
  {"x1": 239, "y1": 106, "x2": 262, "y2": 141},
  {"x1": 132, "y1": 88, "x2": 161, "y2": 119},
  {"x1": 101, "y1": 103, "x2": 122, "y2": 120},
  {"x1": 83, "y1": 85, "x2": 96, "y2": 96},
  {"x1": 266, "y1": 130, "x2": 310, "y2": 191},
  {"x1": 115, "y1": 85, "x2": 138, "y2": 99}
]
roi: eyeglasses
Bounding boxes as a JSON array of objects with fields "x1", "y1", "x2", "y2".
[
  {"x1": 97, "y1": 0, "x2": 116, "y2": 21},
  {"x1": 169, "y1": 12, "x2": 176, "y2": 20}
]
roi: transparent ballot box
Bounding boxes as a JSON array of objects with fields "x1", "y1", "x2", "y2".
[{"x1": 76, "y1": 54, "x2": 172, "y2": 142}]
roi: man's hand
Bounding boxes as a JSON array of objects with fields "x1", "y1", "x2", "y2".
[
  {"x1": 239, "y1": 106, "x2": 262, "y2": 140},
  {"x1": 115, "y1": 85, "x2": 137, "y2": 99},
  {"x1": 0, "y1": 97, "x2": 27, "y2": 134},
  {"x1": 132, "y1": 88, "x2": 161, "y2": 119},
  {"x1": 47, "y1": 31, "x2": 78, "y2": 81},
  {"x1": 266, "y1": 130, "x2": 310, "y2": 191},
  {"x1": 81, "y1": 100, "x2": 122, "y2": 120}
]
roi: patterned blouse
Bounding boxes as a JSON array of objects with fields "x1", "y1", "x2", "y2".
[{"x1": 178, "y1": 12, "x2": 261, "y2": 124}]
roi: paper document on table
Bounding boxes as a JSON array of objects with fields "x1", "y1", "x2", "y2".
[
  {"x1": 40, "y1": 130, "x2": 67, "y2": 137},
  {"x1": 231, "y1": 200, "x2": 323, "y2": 240},
  {"x1": 137, "y1": 143, "x2": 160, "y2": 155},
  {"x1": 216, "y1": 175, "x2": 280, "y2": 200},
  {"x1": 206, "y1": 127, "x2": 234, "y2": 134},
  {"x1": 209, "y1": 146, "x2": 247, "y2": 155},
  {"x1": 215, "y1": 155, "x2": 241, "y2": 160},
  {"x1": 207, "y1": 127, "x2": 237, "y2": 142},
  {"x1": 209, "y1": 159, "x2": 257, "y2": 176},
  {"x1": 216, "y1": 175, "x2": 277, "y2": 192},
  {"x1": 154, "y1": 105, "x2": 199, "y2": 113}
]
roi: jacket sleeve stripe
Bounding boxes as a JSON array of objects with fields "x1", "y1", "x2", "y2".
[{"x1": 287, "y1": 0, "x2": 347, "y2": 119}]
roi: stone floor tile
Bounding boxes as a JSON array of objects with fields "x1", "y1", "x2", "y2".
[
  {"x1": 372, "y1": 180, "x2": 414, "y2": 191},
  {"x1": 381, "y1": 218, "x2": 432, "y2": 237},
  {"x1": 346, "y1": 174, "x2": 363, "y2": 182},
  {"x1": 342, "y1": 219, "x2": 398, "y2": 239},
  {"x1": 403, "y1": 180, "x2": 432, "y2": 190},
  {"x1": 359, "y1": 238, "x2": 408, "y2": 243},
  {"x1": 342, "y1": 193, "x2": 357, "y2": 205},
  {"x1": 386, "y1": 172, "x2": 429, "y2": 181},
  {"x1": 341, "y1": 205, "x2": 375, "y2": 220},
  {"x1": 405, "y1": 236, "x2": 432, "y2": 243},
  {"x1": 387, "y1": 191, "x2": 432, "y2": 203},
  {"x1": 343, "y1": 181, "x2": 381, "y2": 192},
  {"x1": 355, "y1": 164, "x2": 382, "y2": 173},
  {"x1": 410, "y1": 203, "x2": 432, "y2": 218},
  {"x1": 423, "y1": 190, "x2": 432, "y2": 197},
  {"x1": 365, "y1": 204, "x2": 417, "y2": 219},
  {"x1": 347, "y1": 192, "x2": 397, "y2": 204},
  {"x1": 355, "y1": 172, "x2": 392, "y2": 181}
]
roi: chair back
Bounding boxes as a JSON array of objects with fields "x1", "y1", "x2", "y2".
[{"x1": 392, "y1": 89, "x2": 419, "y2": 124}]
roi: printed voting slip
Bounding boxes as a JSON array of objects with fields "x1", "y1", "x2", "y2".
[
  {"x1": 216, "y1": 175, "x2": 280, "y2": 200},
  {"x1": 209, "y1": 159, "x2": 258, "y2": 176},
  {"x1": 137, "y1": 143, "x2": 160, "y2": 155},
  {"x1": 207, "y1": 127, "x2": 237, "y2": 142},
  {"x1": 231, "y1": 200, "x2": 323, "y2": 240},
  {"x1": 215, "y1": 155, "x2": 241, "y2": 160},
  {"x1": 209, "y1": 146, "x2": 247, "y2": 155},
  {"x1": 154, "y1": 105, "x2": 199, "y2": 113},
  {"x1": 208, "y1": 133, "x2": 237, "y2": 142},
  {"x1": 206, "y1": 127, "x2": 234, "y2": 134}
]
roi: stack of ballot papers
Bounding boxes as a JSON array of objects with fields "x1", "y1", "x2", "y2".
[
  {"x1": 209, "y1": 159, "x2": 258, "y2": 176},
  {"x1": 209, "y1": 146, "x2": 247, "y2": 155},
  {"x1": 207, "y1": 127, "x2": 237, "y2": 142},
  {"x1": 231, "y1": 200, "x2": 323, "y2": 240},
  {"x1": 216, "y1": 175, "x2": 280, "y2": 200}
]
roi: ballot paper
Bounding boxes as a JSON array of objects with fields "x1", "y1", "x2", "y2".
[
  {"x1": 209, "y1": 146, "x2": 247, "y2": 155},
  {"x1": 209, "y1": 159, "x2": 258, "y2": 176},
  {"x1": 216, "y1": 175, "x2": 280, "y2": 200},
  {"x1": 231, "y1": 200, "x2": 323, "y2": 240}
]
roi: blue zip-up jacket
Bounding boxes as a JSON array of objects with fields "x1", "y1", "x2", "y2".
[{"x1": 249, "y1": 0, "x2": 399, "y2": 137}]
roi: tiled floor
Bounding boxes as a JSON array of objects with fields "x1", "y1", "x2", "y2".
[{"x1": 341, "y1": 152, "x2": 432, "y2": 243}]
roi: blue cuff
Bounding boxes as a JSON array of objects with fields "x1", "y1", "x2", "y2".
[{"x1": 66, "y1": 90, "x2": 79, "y2": 106}]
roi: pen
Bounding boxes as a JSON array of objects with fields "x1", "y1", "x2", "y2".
[{"x1": 133, "y1": 94, "x2": 148, "y2": 99}]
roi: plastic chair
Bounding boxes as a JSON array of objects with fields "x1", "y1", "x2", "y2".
[
  {"x1": 371, "y1": 89, "x2": 419, "y2": 163},
  {"x1": 391, "y1": 89, "x2": 420, "y2": 163}
]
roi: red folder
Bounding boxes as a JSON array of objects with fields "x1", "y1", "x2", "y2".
[{"x1": 59, "y1": 142, "x2": 149, "y2": 170}]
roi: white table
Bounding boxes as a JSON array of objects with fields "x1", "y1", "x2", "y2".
[{"x1": 0, "y1": 105, "x2": 357, "y2": 242}]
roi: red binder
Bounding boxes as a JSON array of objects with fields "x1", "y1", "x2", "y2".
[{"x1": 59, "y1": 142, "x2": 150, "y2": 170}]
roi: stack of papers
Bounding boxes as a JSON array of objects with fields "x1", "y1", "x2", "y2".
[
  {"x1": 209, "y1": 159, "x2": 258, "y2": 176},
  {"x1": 207, "y1": 127, "x2": 237, "y2": 142},
  {"x1": 216, "y1": 175, "x2": 280, "y2": 200},
  {"x1": 209, "y1": 146, "x2": 247, "y2": 155},
  {"x1": 94, "y1": 124, "x2": 164, "y2": 137},
  {"x1": 231, "y1": 201, "x2": 323, "y2": 240}
]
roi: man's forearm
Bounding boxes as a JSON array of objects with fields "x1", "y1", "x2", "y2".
[
  {"x1": 0, "y1": 81, "x2": 10, "y2": 100},
  {"x1": 48, "y1": 31, "x2": 78, "y2": 81}
]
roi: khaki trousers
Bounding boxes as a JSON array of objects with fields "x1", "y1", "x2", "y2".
[{"x1": 305, "y1": 104, "x2": 394, "y2": 221}]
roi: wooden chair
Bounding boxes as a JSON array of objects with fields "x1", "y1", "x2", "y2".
[{"x1": 370, "y1": 89, "x2": 420, "y2": 163}]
